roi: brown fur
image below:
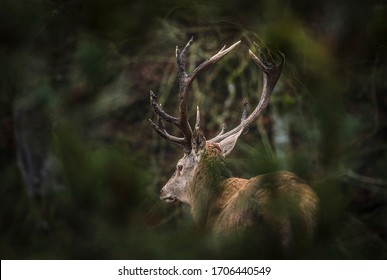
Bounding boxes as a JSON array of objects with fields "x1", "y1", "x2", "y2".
[{"x1": 189, "y1": 143, "x2": 318, "y2": 246}]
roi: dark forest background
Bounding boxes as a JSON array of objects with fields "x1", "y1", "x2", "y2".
[{"x1": 1, "y1": 0, "x2": 387, "y2": 259}]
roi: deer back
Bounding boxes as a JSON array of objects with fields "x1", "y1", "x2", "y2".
[{"x1": 213, "y1": 171, "x2": 319, "y2": 245}]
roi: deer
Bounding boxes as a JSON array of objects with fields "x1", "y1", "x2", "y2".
[{"x1": 149, "y1": 38, "x2": 319, "y2": 249}]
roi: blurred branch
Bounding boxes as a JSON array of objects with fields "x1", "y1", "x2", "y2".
[{"x1": 345, "y1": 170, "x2": 387, "y2": 187}]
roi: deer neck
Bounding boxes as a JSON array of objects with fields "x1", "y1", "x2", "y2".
[{"x1": 189, "y1": 151, "x2": 232, "y2": 228}]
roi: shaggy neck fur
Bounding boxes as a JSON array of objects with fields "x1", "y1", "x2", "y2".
[{"x1": 190, "y1": 143, "x2": 232, "y2": 228}]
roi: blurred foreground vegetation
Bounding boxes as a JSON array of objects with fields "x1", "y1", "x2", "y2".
[{"x1": 1, "y1": 0, "x2": 387, "y2": 259}]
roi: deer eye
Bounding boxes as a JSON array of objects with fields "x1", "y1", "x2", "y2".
[{"x1": 177, "y1": 165, "x2": 183, "y2": 172}]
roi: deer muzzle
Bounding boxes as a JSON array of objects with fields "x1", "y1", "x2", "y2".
[{"x1": 160, "y1": 189, "x2": 177, "y2": 203}]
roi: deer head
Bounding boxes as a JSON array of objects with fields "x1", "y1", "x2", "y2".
[{"x1": 149, "y1": 38, "x2": 284, "y2": 206}]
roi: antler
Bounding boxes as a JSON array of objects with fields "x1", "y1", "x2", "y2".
[
  {"x1": 209, "y1": 43, "x2": 284, "y2": 143},
  {"x1": 150, "y1": 38, "x2": 241, "y2": 154}
]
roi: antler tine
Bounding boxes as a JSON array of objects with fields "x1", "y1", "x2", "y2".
[
  {"x1": 150, "y1": 90, "x2": 179, "y2": 125},
  {"x1": 213, "y1": 123, "x2": 226, "y2": 138},
  {"x1": 150, "y1": 38, "x2": 241, "y2": 153},
  {"x1": 189, "y1": 40, "x2": 241, "y2": 82},
  {"x1": 209, "y1": 44, "x2": 284, "y2": 143},
  {"x1": 149, "y1": 92, "x2": 191, "y2": 152},
  {"x1": 149, "y1": 118, "x2": 190, "y2": 149}
]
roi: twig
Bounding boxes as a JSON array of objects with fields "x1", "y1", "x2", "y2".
[{"x1": 345, "y1": 170, "x2": 387, "y2": 187}]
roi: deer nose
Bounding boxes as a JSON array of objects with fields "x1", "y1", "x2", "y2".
[
  {"x1": 160, "y1": 188, "x2": 168, "y2": 199},
  {"x1": 160, "y1": 188, "x2": 176, "y2": 203}
]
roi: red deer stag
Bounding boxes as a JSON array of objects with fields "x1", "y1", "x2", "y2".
[{"x1": 149, "y1": 38, "x2": 318, "y2": 247}]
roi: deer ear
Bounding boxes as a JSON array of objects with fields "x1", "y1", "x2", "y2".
[
  {"x1": 219, "y1": 130, "x2": 243, "y2": 157},
  {"x1": 192, "y1": 127, "x2": 206, "y2": 154}
]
